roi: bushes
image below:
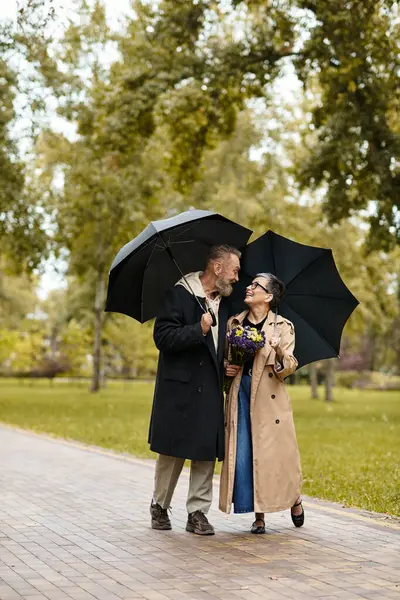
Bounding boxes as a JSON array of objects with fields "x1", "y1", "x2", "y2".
[
  {"x1": 335, "y1": 371, "x2": 363, "y2": 389},
  {"x1": 335, "y1": 370, "x2": 400, "y2": 390}
]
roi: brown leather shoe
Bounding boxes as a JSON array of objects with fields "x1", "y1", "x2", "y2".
[
  {"x1": 186, "y1": 510, "x2": 215, "y2": 535},
  {"x1": 150, "y1": 501, "x2": 171, "y2": 530}
]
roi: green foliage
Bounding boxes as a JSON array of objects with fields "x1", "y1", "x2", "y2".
[
  {"x1": 104, "y1": 315, "x2": 158, "y2": 378},
  {"x1": 196, "y1": 102, "x2": 400, "y2": 343},
  {"x1": 0, "y1": 269, "x2": 43, "y2": 376},
  {"x1": 34, "y1": 1, "x2": 170, "y2": 389},
  {"x1": 0, "y1": 65, "x2": 45, "y2": 271},
  {"x1": 93, "y1": 0, "x2": 400, "y2": 247},
  {"x1": 97, "y1": 0, "x2": 296, "y2": 191},
  {"x1": 295, "y1": 0, "x2": 400, "y2": 250},
  {"x1": 59, "y1": 319, "x2": 92, "y2": 376},
  {"x1": 0, "y1": 1, "x2": 54, "y2": 271},
  {"x1": 189, "y1": 111, "x2": 266, "y2": 222},
  {"x1": 38, "y1": 288, "x2": 92, "y2": 377},
  {"x1": 2, "y1": 0, "x2": 399, "y2": 386},
  {"x1": 0, "y1": 330, "x2": 19, "y2": 369},
  {"x1": 7, "y1": 323, "x2": 45, "y2": 375},
  {"x1": 0, "y1": 268, "x2": 39, "y2": 329},
  {"x1": 0, "y1": 379, "x2": 398, "y2": 515}
]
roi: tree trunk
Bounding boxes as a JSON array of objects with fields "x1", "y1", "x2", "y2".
[
  {"x1": 310, "y1": 363, "x2": 319, "y2": 399},
  {"x1": 368, "y1": 329, "x2": 377, "y2": 371},
  {"x1": 324, "y1": 359, "x2": 335, "y2": 402},
  {"x1": 131, "y1": 357, "x2": 138, "y2": 379},
  {"x1": 90, "y1": 275, "x2": 105, "y2": 393}
]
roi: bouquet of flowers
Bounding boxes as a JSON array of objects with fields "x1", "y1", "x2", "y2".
[{"x1": 224, "y1": 324, "x2": 266, "y2": 393}]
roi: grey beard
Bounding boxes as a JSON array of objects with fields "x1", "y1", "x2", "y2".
[{"x1": 216, "y1": 279, "x2": 233, "y2": 297}]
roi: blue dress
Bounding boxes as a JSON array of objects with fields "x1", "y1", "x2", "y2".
[
  {"x1": 232, "y1": 374, "x2": 254, "y2": 513},
  {"x1": 232, "y1": 314, "x2": 268, "y2": 514}
]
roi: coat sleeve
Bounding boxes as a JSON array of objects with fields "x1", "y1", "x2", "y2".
[
  {"x1": 273, "y1": 321, "x2": 298, "y2": 381},
  {"x1": 153, "y1": 287, "x2": 206, "y2": 353}
]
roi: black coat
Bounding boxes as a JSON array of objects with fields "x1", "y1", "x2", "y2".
[{"x1": 148, "y1": 285, "x2": 228, "y2": 461}]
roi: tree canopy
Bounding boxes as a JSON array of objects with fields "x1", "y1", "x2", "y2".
[{"x1": 1, "y1": 0, "x2": 399, "y2": 388}]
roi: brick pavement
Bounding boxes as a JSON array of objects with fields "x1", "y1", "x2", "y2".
[{"x1": 0, "y1": 425, "x2": 399, "y2": 600}]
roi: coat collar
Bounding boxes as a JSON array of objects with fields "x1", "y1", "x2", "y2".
[{"x1": 229, "y1": 309, "x2": 285, "y2": 330}]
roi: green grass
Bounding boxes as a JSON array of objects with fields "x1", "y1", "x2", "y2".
[{"x1": 0, "y1": 379, "x2": 399, "y2": 516}]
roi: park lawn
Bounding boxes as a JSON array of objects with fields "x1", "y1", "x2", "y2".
[{"x1": 0, "y1": 379, "x2": 399, "y2": 516}]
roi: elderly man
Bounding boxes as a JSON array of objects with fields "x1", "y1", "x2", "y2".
[{"x1": 148, "y1": 245, "x2": 241, "y2": 535}]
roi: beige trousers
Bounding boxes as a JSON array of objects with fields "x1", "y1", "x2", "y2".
[{"x1": 153, "y1": 454, "x2": 216, "y2": 514}]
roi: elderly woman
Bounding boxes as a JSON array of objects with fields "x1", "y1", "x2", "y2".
[{"x1": 219, "y1": 273, "x2": 304, "y2": 533}]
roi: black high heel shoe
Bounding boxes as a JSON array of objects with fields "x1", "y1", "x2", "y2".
[
  {"x1": 291, "y1": 500, "x2": 304, "y2": 528},
  {"x1": 251, "y1": 518, "x2": 265, "y2": 534}
]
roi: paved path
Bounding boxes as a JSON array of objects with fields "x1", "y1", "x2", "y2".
[{"x1": 0, "y1": 426, "x2": 399, "y2": 600}]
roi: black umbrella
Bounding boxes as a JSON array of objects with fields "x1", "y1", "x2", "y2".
[
  {"x1": 228, "y1": 230, "x2": 359, "y2": 368},
  {"x1": 105, "y1": 209, "x2": 252, "y2": 323}
]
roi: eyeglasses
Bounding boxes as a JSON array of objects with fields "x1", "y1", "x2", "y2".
[{"x1": 248, "y1": 282, "x2": 269, "y2": 293}]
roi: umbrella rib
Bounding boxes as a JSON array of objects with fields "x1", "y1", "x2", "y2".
[
  {"x1": 287, "y1": 293, "x2": 358, "y2": 302},
  {"x1": 139, "y1": 225, "x2": 203, "y2": 320},
  {"x1": 170, "y1": 223, "x2": 196, "y2": 239},
  {"x1": 153, "y1": 231, "x2": 207, "y2": 316},
  {"x1": 169, "y1": 239, "x2": 198, "y2": 245},
  {"x1": 140, "y1": 225, "x2": 159, "y2": 320},
  {"x1": 160, "y1": 222, "x2": 197, "y2": 245},
  {"x1": 283, "y1": 298, "x2": 339, "y2": 357}
]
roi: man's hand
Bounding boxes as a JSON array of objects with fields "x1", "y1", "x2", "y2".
[
  {"x1": 201, "y1": 312, "x2": 213, "y2": 335},
  {"x1": 225, "y1": 363, "x2": 241, "y2": 377}
]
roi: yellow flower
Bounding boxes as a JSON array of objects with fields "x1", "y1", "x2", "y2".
[{"x1": 248, "y1": 328, "x2": 261, "y2": 342}]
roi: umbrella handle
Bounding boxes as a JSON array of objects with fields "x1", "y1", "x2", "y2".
[{"x1": 208, "y1": 307, "x2": 217, "y2": 327}]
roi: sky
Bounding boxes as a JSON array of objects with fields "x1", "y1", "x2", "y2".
[{"x1": 5, "y1": 0, "x2": 301, "y2": 299}]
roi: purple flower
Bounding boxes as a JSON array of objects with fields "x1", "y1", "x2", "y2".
[{"x1": 226, "y1": 325, "x2": 266, "y2": 366}]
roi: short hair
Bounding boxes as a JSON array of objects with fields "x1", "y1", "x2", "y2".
[
  {"x1": 207, "y1": 245, "x2": 241, "y2": 264},
  {"x1": 256, "y1": 272, "x2": 285, "y2": 309}
]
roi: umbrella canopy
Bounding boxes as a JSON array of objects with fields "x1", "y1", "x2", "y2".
[
  {"x1": 105, "y1": 209, "x2": 252, "y2": 322},
  {"x1": 228, "y1": 230, "x2": 359, "y2": 368}
]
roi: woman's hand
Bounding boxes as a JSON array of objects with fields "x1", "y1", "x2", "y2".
[
  {"x1": 225, "y1": 363, "x2": 241, "y2": 377},
  {"x1": 270, "y1": 335, "x2": 283, "y2": 368},
  {"x1": 270, "y1": 335, "x2": 283, "y2": 359},
  {"x1": 270, "y1": 335, "x2": 281, "y2": 350}
]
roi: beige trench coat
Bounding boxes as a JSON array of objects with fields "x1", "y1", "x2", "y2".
[{"x1": 219, "y1": 310, "x2": 302, "y2": 514}]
